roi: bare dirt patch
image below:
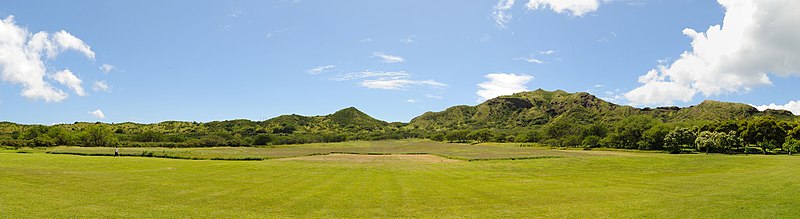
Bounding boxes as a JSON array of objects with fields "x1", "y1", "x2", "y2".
[
  {"x1": 556, "y1": 149, "x2": 650, "y2": 157},
  {"x1": 280, "y1": 154, "x2": 460, "y2": 163}
]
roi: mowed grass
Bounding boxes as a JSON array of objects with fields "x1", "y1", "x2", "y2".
[
  {"x1": 1, "y1": 143, "x2": 799, "y2": 218},
  {"x1": 45, "y1": 140, "x2": 583, "y2": 161}
]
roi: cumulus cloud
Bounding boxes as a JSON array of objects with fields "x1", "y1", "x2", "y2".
[
  {"x1": 753, "y1": 101, "x2": 800, "y2": 115},
  {"x1": 625, "y1": 0, "x2": 800, "y2": 106},
  {"x1": 476, "y1": 73, "x2": 534, "y2": 101},
  {"x1": 372, "y1": 52, "x2": 405, "y2": 63},
  {"x1": 0, "y1": 15, "x2": 95, "y2": 102},
  {"x1": 526, "y1": 0, "x2": 600, "y2": 16},
  {"x1": 51, "y1": 69, "x2": 86, "y2": 96},
  {"x1": 93, "y1": 80, "x2": 110, "y2": 92},
  {"x1": 333, "y1": 70, "x2": 446, "y2": 90},
  {"x1": 492, "y1": 0, "x2": 516, "y2": 27},
  {"x1": 307, "y1": 65, "x2": 335, "y2": 74},
  {"x1": 100, "y1": 64, "x2": 115, "y2": 73},
  {"x1": 88, "y1": 109, "x2": 105, "y2": 119}
]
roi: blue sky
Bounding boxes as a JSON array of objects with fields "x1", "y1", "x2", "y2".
[{"x1": 1, "y1": 0, "x2": 798, "y2": 124}]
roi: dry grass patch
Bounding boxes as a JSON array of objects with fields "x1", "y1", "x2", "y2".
[{"x1": 280, "y1": 154, "x2": 461, "y2": 163}]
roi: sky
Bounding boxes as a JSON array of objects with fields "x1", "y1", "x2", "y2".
[{"x1": 0, "y1": 0, "x2": 799, "y2": 124}]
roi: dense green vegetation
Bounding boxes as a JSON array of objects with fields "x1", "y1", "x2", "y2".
[
  {"x1": 410, "y1": 90, "x2": 800, "y2": 154},
  {"x1": 1, "y1": 145, "x2": 798, "y2": 218},
  {"x1": 0, "y1": 107, "x2": 418, "y2": 148},
  {"x1": 2, "y1": 90, "x2": 798, "y2": 155}
]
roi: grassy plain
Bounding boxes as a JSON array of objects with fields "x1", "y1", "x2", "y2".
[
  {"x1": 1, "y1": 141, "x2": 799, "y2": 218},
  {"x1": 45, "y1": 140, "x2": 581, "y2": 161}
]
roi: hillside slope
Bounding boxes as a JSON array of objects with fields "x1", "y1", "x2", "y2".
[{"x1": 408, "y1": 89, "x2": 796, "y2": 131}]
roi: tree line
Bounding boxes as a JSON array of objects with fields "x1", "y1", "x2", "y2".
[
  {"x1": 431, "y1": 116, "x2": 800, "y2": 155},
  {"x1": 1, "y1": 116, "x2": 799, "y2": 155}
]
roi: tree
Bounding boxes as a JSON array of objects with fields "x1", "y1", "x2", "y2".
[
  {"x1": 783, "y1": 137, "x2": 800, "y2": 155},
  {"x1": 638, "y1": 124, "x2": 672, "y2": 150},
  {"x1": 80, "y1": 125, "x2": 117, "y2": 147},
  {"x1": 47, "y1": 127, "x2": 74, "y2": 146},
  {"x1": 718, "y1": 131, "x2": 741, "y2": 155},
  {"x1": 429, "y1": 133, "x2": 445, "y2": 142},
  {"x1": 609, "y1": 115, "x2": 659, "y2": 149},
  {"x1": 467, "y1": 129, "x2": 494, "y2": 143},
  {"x1": 748, "y1": 117, "x2": 788, "y2": 154},
  {"x1": 664, "y1": 127, "x2": 696, "y2": 153},
  {"x1": 19, "y1": 125, "x2": 49, "y2": 140},
  {"x1": 515, "y1": 130, "x2": 543, "y2": 143},
  {"x1": 581, "y1": 135, "x2": 601, "y2": 148},
  {"x1": 695, "y1": 131, "x2": 721, "y2": 155},
  {"x1": 32, "y1": 135, "x2": 56, "y2": 147},
  {"x1": 135, "y1": 131, "x2": 164, "y2": 142},
  {"x1": 542, "y1": 116, "x2": 582, "y2": 147},
  {"x1": 445, "y1": 130, "x2": 470, "y2": 143},
  {"x1": 253, "y1": 134, "x2": 273, "y2": 145}
]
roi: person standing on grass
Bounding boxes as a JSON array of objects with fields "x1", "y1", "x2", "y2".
[{"x1": 115, "y1": 147, "x2": 119, "y2": 157}]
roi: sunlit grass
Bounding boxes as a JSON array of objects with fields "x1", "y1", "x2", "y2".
[
  {"x1": 45, "y1": 139, "x2": 580, "y2": 161},
  {"x1": 2, "y1": 141, "x2": 798, "y2": 218}
]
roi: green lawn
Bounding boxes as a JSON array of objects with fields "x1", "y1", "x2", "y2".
[
  {"x1": 1, "y1": 142, "x2": 799, "y2": 218},
  {"x1": 45, "y1": 140, "x2": 584, "y2": 161}
]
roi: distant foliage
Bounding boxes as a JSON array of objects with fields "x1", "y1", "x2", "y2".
[{"x1": 0, "y1": 90, "x2": 798, "y2": 154}]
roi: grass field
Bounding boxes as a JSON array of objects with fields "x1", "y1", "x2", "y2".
[
  {"x1": 2, "y1": 141, "x2": 799, "y2": 218},
  {"x1": 44, "y1": 140, "x2": 586, "y2": 161}
]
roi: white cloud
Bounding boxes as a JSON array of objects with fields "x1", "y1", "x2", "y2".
[
  {"x1": 406, "y1": 99, "x2": 418, "y2": 103},
  {"x1": 51, "y1": 69, "x2": 86, "y2": 96},
  {"x1": 100, "y1": 64, "x2": 115, "y2": 73},
  {"x1": 514, "y1": 56, "x2": 545, "y2": 64},
  {"x1": 307, "y1": 65, "x2": 335, "y2": 74},
  {"x1": 89, "y1": 109, "x2": 105, "y2": 119},
  {"x1": 625, "y1": 0, "x2": 800, "y2": 106},
  {"x1": 360, "y1": 38, "x2": 374, "y2": 43},
  {"x1": 480, "y1": 35, "x2": 492, "y2": 43},
  {"x1": 53, "y1": 30, "x2": 95, "y2": 59},
  {"x1": 515, "y1": 50, "x2": 556, "y2": 64},
  {"x1": 539, "y1": 50, "x2": 557, "y2": 55},
  {"x1": 0, "y1": 15, "x2": 95, "y2": 102},
  {"x1": 425, "y1": 93, "x2": 444, "y2": 99},
  {"x1": 526, "y1": 0, "x2": 600, "y2": 16},
  {"x1": 372, "y1": 52, "x2": 405, "y2": 63},
  {"x1": 753, "y1": 101, "x2": 800, "y2": 115},
  {"x1": 331, "y1": 70, "x2": 410, "y2": 81},
  {"x1": 228, "y1": 9, "x2": 244, "y2": 18},
  {"x1": 477, "y1": 73, "x2": 534, "y2": 101},
  {"x1": 401, "y1": 35, "x2": 416, "y2": 44},
  {"x1": 266, "y1": 28, "x2": 291, "y2": 38},
  {"x1": 361, "y1": 79, "x2": 446, "y2": 90},
  {"x1": 333, "y1": 70, "x2": 446, "y2": 90},
  {"x1": 492, "y1": 0, "x2": 516, "y2": 27},
  {"x1": 600, "y1": 89, "x2": 625, "y2": 103},
  {"x1": 93, "y1": 80, "x2": 110, "y2": 92}
]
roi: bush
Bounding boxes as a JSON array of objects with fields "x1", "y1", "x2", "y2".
[
  {"x1": 253, "y1": 134, "x2": 272, "y2": 145},
  {"x1": 581, "y1": 135, "x2": 601, "y2": 148},
  {"x1": 429, "y1": 133, "x2": 445, "y2": 142}
]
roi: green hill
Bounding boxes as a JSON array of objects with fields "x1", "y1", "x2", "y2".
[
  {"x1": 1, "y1": 89, "x2": 797, "y2": 148},
  {"x1": 409, "y1": 89, "x2": 796, "y2": 131}
]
